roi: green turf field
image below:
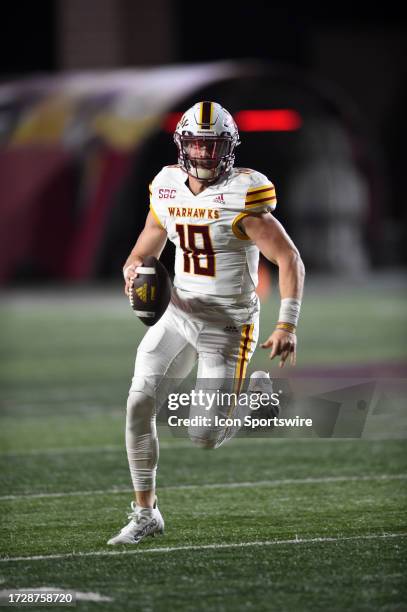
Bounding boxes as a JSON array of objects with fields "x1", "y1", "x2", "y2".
[{"x1": 0, "y1": 276, "x2": 406, "y2": 611}]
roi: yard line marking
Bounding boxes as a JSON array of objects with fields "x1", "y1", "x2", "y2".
[
  {"x1": 1, "y1": 533, "x2": 405, "y2": 563},
  {"x1": 0, "y1": 437, "x2": 358, "y2": 457},
  {"x1": 0, "y1": 438, "x2": 271, "y2": 457},
  {"x1": 1, "y1": 473, "x2": 406, "y2": 501},
  {"x1": 0, "y1": 438, "x2": 295, "y2": 457},
  {"x1": 0, "y1": 442, "x2": 187, "y2": 457},
  {"x1": 0, "y1": 446, "x2": 124, "y2": 457}
]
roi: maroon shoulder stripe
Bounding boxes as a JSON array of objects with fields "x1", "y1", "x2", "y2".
[
  {"x1": 247, "y1": 185, "x2": 274, "y2": 196},
  {"x1": 245, "y1": 196, "x2": 277, "y2": 206}
]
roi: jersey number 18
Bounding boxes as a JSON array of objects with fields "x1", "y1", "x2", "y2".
[{"x1": 175, "y1": 224, "x2": 215, "y2": 277}]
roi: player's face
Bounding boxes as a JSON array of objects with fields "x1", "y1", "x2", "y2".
[{"x1": 184, "y1": 138, "x2": 230, "y2": 169}]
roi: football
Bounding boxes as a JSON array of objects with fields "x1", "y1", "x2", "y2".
[{"x1": 129, "y1": 255, "x2": 172, "y2": 326}]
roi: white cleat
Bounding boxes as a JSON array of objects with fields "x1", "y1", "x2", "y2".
[
  {"x1": 107, "y1": 500, "x2": 164, "y2": 545},
  {"x1": 248, "y1": 371, "x2": 274, "y2": 392},
  {"x1": 248, "y1": 371, "x2": 279, "y2": 419}
]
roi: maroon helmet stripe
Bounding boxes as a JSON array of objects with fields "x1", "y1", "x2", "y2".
[{"x1": 201, "y1": 101, "x2": 212, "y2": 128}]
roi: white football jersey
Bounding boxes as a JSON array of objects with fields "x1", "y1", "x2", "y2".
[{"x1": 149, "y1": 166, "x2": 277, "y2": 296}]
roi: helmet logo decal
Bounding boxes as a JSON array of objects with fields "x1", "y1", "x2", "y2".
[{"x1": 180, "y1": 115, "x2": 189, "y2": 128}]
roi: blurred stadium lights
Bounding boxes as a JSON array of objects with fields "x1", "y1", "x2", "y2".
[
  {"x1": 234, "y1": 110, "x2": 303, "y2": 132},
  {"x1": 163, "y1": 110, "x2": 303, "y2": 132}
]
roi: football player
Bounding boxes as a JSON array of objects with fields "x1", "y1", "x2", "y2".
[{"x1": 108, "y1": 101, "x2": 305, "y2": 545}]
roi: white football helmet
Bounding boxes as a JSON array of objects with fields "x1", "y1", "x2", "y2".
[{"x1": 174, "y1": 101, "x2": 240, "y2": 182}]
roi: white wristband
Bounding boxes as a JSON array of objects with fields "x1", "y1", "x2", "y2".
[{"x1": 278, "y1": 298, "x2": 301, "y2": 327}]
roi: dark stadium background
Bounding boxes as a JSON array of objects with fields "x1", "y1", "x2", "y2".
[{"x1": 0, "y1": 3, "x2": 406, "y2": 282}]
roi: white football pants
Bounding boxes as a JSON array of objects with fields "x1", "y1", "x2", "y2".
[{"x1": 126, "y1": 288, "x2": 260, "y2": 491}]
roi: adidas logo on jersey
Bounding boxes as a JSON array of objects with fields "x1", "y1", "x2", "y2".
[
  {"x1": 213, "y1": 194, "x2": 225, "y2": 204},
  {"x1": 224, "y1": 325, "x2": 238, "y2": 333}
]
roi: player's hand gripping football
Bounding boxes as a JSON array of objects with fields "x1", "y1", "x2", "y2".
[
  {"x1": 260, "y1": 329, "x2": 297, "y2": 368},
  {"x1": 123, "y1": 258, "x2": 143, "y2": 296}
]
